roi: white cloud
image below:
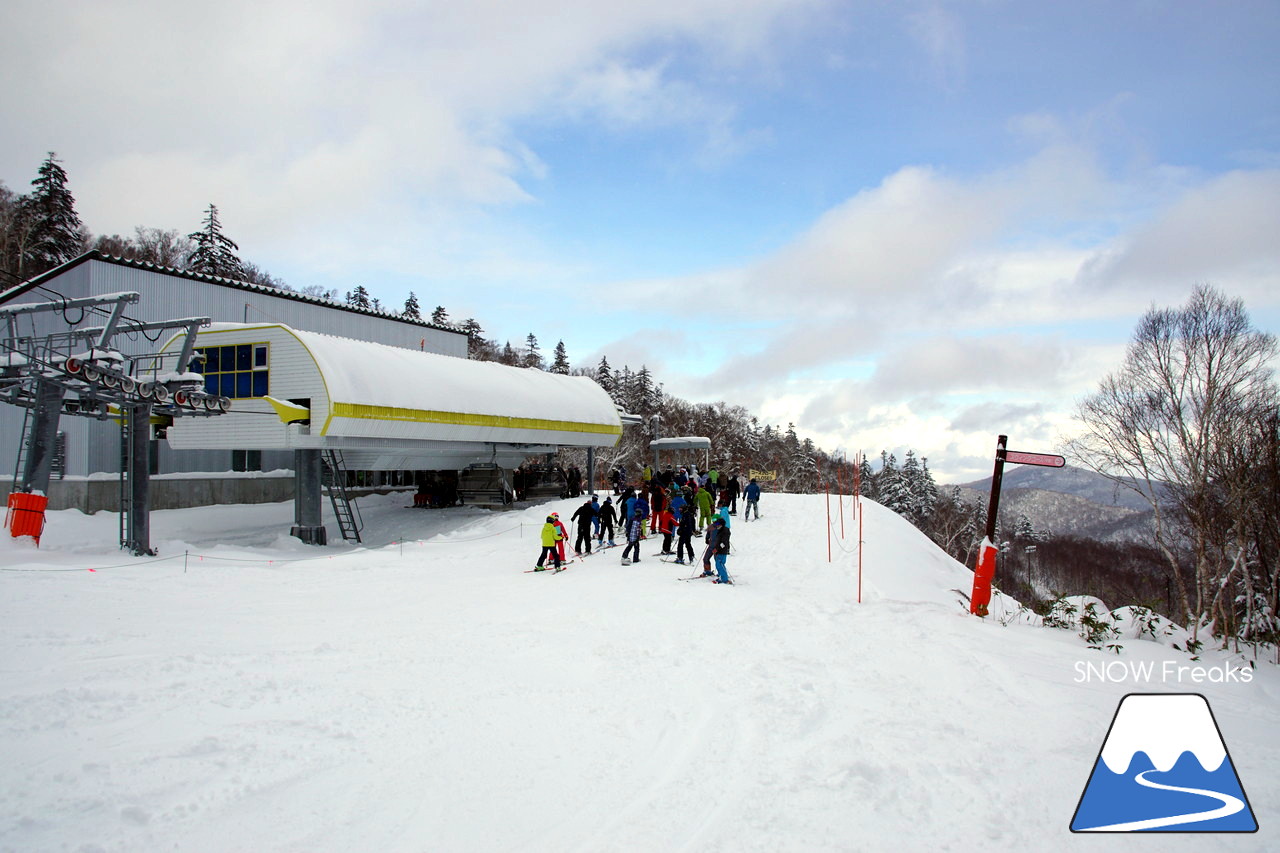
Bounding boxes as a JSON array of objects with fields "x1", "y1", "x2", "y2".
[
  {"x1": 2, "y1": 0, "x2": 818, "y2": 272},
  {"x1": 865, "y1": 334, "x2": 1075, "y2": 398},
  {"x1": 1077, "y1": 169, "x2": 1280, "y2": 306},
  {"x1": 636, "y1": 145, "x2": 1280, "y2": 480}
]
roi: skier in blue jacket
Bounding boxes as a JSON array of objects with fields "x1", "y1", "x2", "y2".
[
  {"x1": 709, "y1": 517, "x2": 732, "y2": 584},
  {"x1": 743, "y1": 478, "x2": 762, "y2": 521}
]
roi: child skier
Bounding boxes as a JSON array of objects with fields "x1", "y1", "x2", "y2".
[
  {"x1": 597, "y1": 497, "x2": 617, "y2": 546},
  {"x1": 622, "y1": 488, "x2": 637, "y2": 532},
  {"x1": 634, "y1": 491, "x2": 651, "y2": 538},
  {"x1": 695, "y1": 484, "x2": 714, "y2": 532},
  {"x1": 535, "y1": 515, "x2": 563, "y2": 571},
  {"x1": 570, "y1": 498, "x2": 595, "y2": 556},
  {"x1": 551, "y1": 512, "x2": 569, "y2": 563},
  {"x1": 700, "y1": 517, "x2": 718, "y2": 577},
  {"x1": 653, "y1": 504, "x2": 675, "y2": 555},
  {"x1": 621, "y1": 512, "x2": 644, "y2": 565},
  {"x1": 675, "y1": 503, "x2": 696, "y2": 565},
  {"x1": 715, "y1": 491, "x2": 732, "y2": 527},
  {"x1": 726, "y1": 474, "x2": 741, "y2": 515},
  {"x1": 710, "y1": 517, "x2": 732, "y2": 584}
]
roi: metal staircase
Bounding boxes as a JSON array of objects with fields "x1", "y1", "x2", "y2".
[{"x1": 321, "y1": 450, "x2": 363, "y2": 543}]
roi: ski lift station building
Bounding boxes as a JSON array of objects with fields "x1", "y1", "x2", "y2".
[
  {"x1": 165, "y1": 322, "x2": 623, "y2": 472},
  {"x1": 0, "y1": 252, "x2": 623, "y2": 513}
]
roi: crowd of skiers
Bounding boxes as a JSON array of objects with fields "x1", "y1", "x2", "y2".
[{"x1": 535, "y1": 464, "x2": 764, "y2": 585}]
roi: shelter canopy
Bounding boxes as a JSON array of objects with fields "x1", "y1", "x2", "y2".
[{"x1": 649, "y1": 437, "x2": 711, "y2": 451}]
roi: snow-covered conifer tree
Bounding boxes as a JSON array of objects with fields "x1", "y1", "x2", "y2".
[
  {"x1": 631, "y1": 366, "x2": 655, "y2": 412},
  {"x1": 523, "y1": 333, "x2": 544, "y2": 369},
  {"x1": 345, "y1": 286, "x2": 371, "y2": 309},
  {"x1": 500, "y1": 341, "x2": 519, "y2": 366},
  {"x1": 551, "y1": 341, "x2": 570, "y2": 374},
  {"x1": 402, "y1": 292, "x2": 422, "y2": 321},
  {"x1": 25, "y1": 153, "x2": 86, "y2": 276},
  {"x1": 186, "y1": 203, "x2": 245, "y2": 279},
  {"x1": 858, "y1": 456, "x2": 877, "y2": 500},
  {"x1": 596, "y1": 356, "x2": 614, "y2": 397},
  {"x1": 877, "y1": 452, "x2": 913, "y2": 517}
]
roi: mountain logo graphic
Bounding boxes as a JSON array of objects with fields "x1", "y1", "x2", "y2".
[{"x1": 1071, "y1": 693, "x2": 1258, "y2": 832}]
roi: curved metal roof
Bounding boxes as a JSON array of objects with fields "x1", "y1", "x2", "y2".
[{"x1": 292, "y1": 327, "x2": 621, "y2": 446}]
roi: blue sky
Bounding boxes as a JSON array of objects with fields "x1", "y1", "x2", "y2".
[{"x1": 3, "y1": 0, "x2": 1278, "y2": 480}]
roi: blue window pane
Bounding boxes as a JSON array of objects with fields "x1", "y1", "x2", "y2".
[
  {"x1": 252, "y1": 371, "x2": 268, "y2": 397},
  {"x1": 220, "y1": 374, "x2": 236, "y2": 396},
  {"x1": 236, "y1": 372, "x2": 251, "y2": 398},
  {"x1": 254, "y1": 345, "x2": 267, "y2": 367},
  {"x1": 205, "y1": 375, "x2": 219, "y2": 394},
  {"x1": 203, "y1": 348, "x2": 219, "y2": 372},
  {"x1": 221, "y1": 346, "x2": 236, "y2": 369},
  {"x1": 236, "y1": 345, "x2": 251, "y2": 371}
]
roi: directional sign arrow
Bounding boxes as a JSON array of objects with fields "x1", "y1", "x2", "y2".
[{"x1": 1005, "y1": 450, "x2": 1066, "y2": 468}]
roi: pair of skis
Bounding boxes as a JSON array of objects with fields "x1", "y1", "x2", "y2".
[
  {"x1": 524, "y1": 560, "x2": 575, "y2": 574},
  {"x1": 665, "y1": 560, "x2": 737, "y2": 584},
  {"x1": 524, "y1": 543, "x2": 621, "y2": 573},
  {"x1": 679, "y1": 573, "x2": 736, "y2": 584}
]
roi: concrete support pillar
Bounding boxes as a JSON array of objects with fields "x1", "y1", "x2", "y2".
[
  {"x1": 586, "y1": 447, "x2": 596, "y2": 496},
  {"x1": 291, "y1": 449, "x2": 327, "y2": 545}
]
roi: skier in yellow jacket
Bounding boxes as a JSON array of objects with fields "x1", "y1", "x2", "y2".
[{"x1": 534, "y1": 515, "x2": 564, "y2": 571}]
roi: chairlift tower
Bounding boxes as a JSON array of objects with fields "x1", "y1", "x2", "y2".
[{"x1": 0, "y1": 292, "x2": 230, "y2": 554}]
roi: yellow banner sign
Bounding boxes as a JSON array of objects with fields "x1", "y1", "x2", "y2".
[{"x1": 749, "y1": 469, "x2": 777, "y2": 481}]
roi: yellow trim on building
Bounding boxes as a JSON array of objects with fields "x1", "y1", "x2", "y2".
[{"x1": 329, "y1": 402, "x2": 623, "y2": 436}]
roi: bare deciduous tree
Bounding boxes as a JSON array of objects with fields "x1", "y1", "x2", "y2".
[{"x1": 1067, "y1": 285, "x2": 1278, "y2": 639}]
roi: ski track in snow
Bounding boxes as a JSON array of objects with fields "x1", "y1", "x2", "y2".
[{"x1": 1, "y1": 493, "x2": 1277, "y2": 852}]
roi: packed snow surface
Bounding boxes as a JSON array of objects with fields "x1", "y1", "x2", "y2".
[{"x1": 1, "y1": 492, "x2": 1277, "y2": 852}]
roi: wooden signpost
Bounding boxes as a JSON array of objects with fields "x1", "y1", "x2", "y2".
[{"x1": 970, "y1": 435, "x2": 1065, "y2": 616}]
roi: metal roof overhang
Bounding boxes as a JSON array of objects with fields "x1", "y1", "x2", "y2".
[{"x1": 649, "y1": 436, "x2": 712, "y2": 451}]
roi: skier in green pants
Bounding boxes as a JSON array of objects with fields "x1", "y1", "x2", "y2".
[{"x1": 695, "y1": 485, "x2": 714, "y2": 532}]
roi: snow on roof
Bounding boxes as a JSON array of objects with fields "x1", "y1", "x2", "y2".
[
  {"x1": 649, "y1": 436, "x2": 712, "y2": 450},
  {"x1": 7, "y1": 253, "x2": 464, "y2": 336},
  {"x1": 285, "y1": 327, "x2": 621, "y2": 437}
]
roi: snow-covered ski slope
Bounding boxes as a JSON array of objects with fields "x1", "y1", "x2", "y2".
[{"x1": 2, "y1": 492, "x2": 1276, "y2": 852}]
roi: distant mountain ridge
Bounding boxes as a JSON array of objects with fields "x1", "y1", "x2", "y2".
[
  {"x1": 959, "y1": 465, "x2": 1152, "y2": 511},
  {"x1": 951, "y1": 465, "x2": 1157, "y2": 543}
]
